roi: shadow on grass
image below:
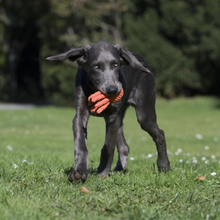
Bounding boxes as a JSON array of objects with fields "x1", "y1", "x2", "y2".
[
  {"x1": 64, "y1": 167, "x2": 74, "y2": 176},
  {"x1": 64, "y1": 167, "x2": 98, "y2": 177},
  {"x1": 63, "y1": 166, "x2": 129, "y2": 179}
]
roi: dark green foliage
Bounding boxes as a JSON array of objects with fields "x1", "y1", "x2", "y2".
[
  {"x1": 0, "y1": 16, "x2": 7, "y2": 101},
  {"x1": 41, "y1": 61, "x2": 77, "y2": 106},
  {"x1": 39, "y1": 0, "x2": 125, "y2": 105},
  {"x1": 123, "y1": 0, "x2": 220, "y2": 97},
  {"x1": 0, "y1": 0, "x2": 220, "y2": 103}
]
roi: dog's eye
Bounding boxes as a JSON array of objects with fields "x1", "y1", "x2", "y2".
[
  {"x1": 114, "y1": 63, "x2": 118, "y2": 67},
  {"x1": 94, "y1": 65, "x2": 99, "y2": 69}
]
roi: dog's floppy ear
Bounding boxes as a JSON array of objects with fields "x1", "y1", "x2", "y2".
[
  {"x1": 114, "y1": 44, "x2": 151, "y2": 73},
  {"x1": 46, "y1": 45, "x2": 91, "y2": 66}
]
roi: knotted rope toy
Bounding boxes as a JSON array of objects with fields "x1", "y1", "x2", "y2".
[{"x1": 88, "y1": 88, "x2": 124, "y2": 114}]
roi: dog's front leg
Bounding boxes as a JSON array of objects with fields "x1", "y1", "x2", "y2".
[
  {"x1": 97, "y1": 114, "x2": 121, "y2": 177},
  {"x1": 68, "y1": 95, "x2": 90, "y2": 183}
]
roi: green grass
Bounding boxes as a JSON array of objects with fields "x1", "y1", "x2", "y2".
[{"x1": 0, "y1": 96, "x2": 220, "y2": 219}]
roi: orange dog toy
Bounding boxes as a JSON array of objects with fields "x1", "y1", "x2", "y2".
[{"x1": 88, "y1": 88, "x2": 124, "y2": 114}]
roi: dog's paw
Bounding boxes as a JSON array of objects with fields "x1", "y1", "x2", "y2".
[
  {"x1": 68, "y1": 170, "x2": 88, "y2": 183},
  {"x1": 157, "y1": 161, "x2": 170, "y2": 172}
]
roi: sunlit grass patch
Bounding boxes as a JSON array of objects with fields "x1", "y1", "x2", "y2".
[{"x1": 0, "y1": 96, "x2": 220, "y2": 219}]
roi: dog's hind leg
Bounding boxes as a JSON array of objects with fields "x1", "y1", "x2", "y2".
[{"x1": 135, "y1": 94, "x2": 170, "y2": 172}]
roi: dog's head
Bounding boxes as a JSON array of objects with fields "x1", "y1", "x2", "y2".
[{"x1": 46, "y1": 42, "x2": 151, "y2": 95}]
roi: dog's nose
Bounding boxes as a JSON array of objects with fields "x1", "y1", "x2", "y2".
[{"x1": 106, "y1": 85, "x2": 118, "y2": 95}]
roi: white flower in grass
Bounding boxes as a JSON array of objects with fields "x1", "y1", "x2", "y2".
[
  {"x1": 13, "y1": 164, "x2": 18, "y2": 168},
  {"x1": 193, "y1": 159, "x2": 198, "y2": 163},
  {"x1": 195, "y1": 133, "x2": 203, "y2": 139},
  {"x1": 175, "y1": 152, "x2": 179, "y2": 155},
  {"x1": 205, "y1": 160, "x2": 209, "y2": 164},
  {"x1": 204, "y1": 146, "x2": 209, "y2": 150},
  {"x1": 7, "y1": 145, "x2": 13, "y2": 151},
  {"x1": 22, "y1": 160, "x2": 27, "y2": 163},
  {"x1": 179, "y1": 159, "x2": 183, "y2": 163},
  {"x1": 28, "y1": 162, "x2": 34, "y2": 165},
  {"x1": 211, "y1": 172, "x2": 216, "y2": 176},
  {"x1": 192, "y1": 157, "x2": 197, "y2": 163},
  {"x1": 211, "y1": 155, "x2": 216, "y2": 159},
  {"x1": 130, "y1": 157, "x2": 135, "y2": 161},
  {"x1": 214, "y1": 137, "x2": 218, "y2": 142},
  {"x1": 147, "y1": 153, "x2": 153, "y2": 158},
  {"x1": 202, "y1": 157, "x2": 206, "y2": 161},
  {"x1": 177, "y1": 148, "x2": 182, "y2": 153}
]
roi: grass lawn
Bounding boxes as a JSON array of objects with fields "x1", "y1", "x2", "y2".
[{"x1": 0, "y1": 96, "x2": 220, "y2": 219}]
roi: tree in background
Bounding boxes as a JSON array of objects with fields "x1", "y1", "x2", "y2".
[
  {"x1": 123, "y1": 0, "x2": 220, "y2": 97},
  {"x1": 0, "y1": 9, "x2": 6, "y2": 100},
  {"x1": 41, "y1": 0, "x2": 126, "y2": 105},
  {"x1": 0, "y1": 0, "x2": 49, "y2": 102},
  {"x1": 0, "y1": 0, "x2": 220, "y2": 104}
]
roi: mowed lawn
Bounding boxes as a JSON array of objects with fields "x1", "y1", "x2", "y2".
[{"x1": 0, "y1": 96, "x2": 220, "y2": 220}]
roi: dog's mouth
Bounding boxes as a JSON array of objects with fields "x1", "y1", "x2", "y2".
[
  {"x1": 105, "y1": 90, "x2": 122, "y2": 98},
  {"x1": 88, "y1": 88, "x2": 124, "y2": 114}
]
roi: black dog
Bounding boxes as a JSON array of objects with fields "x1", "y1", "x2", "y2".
[{"x1": 47, "y1": 42, "x2": 170, "y2": 183}]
